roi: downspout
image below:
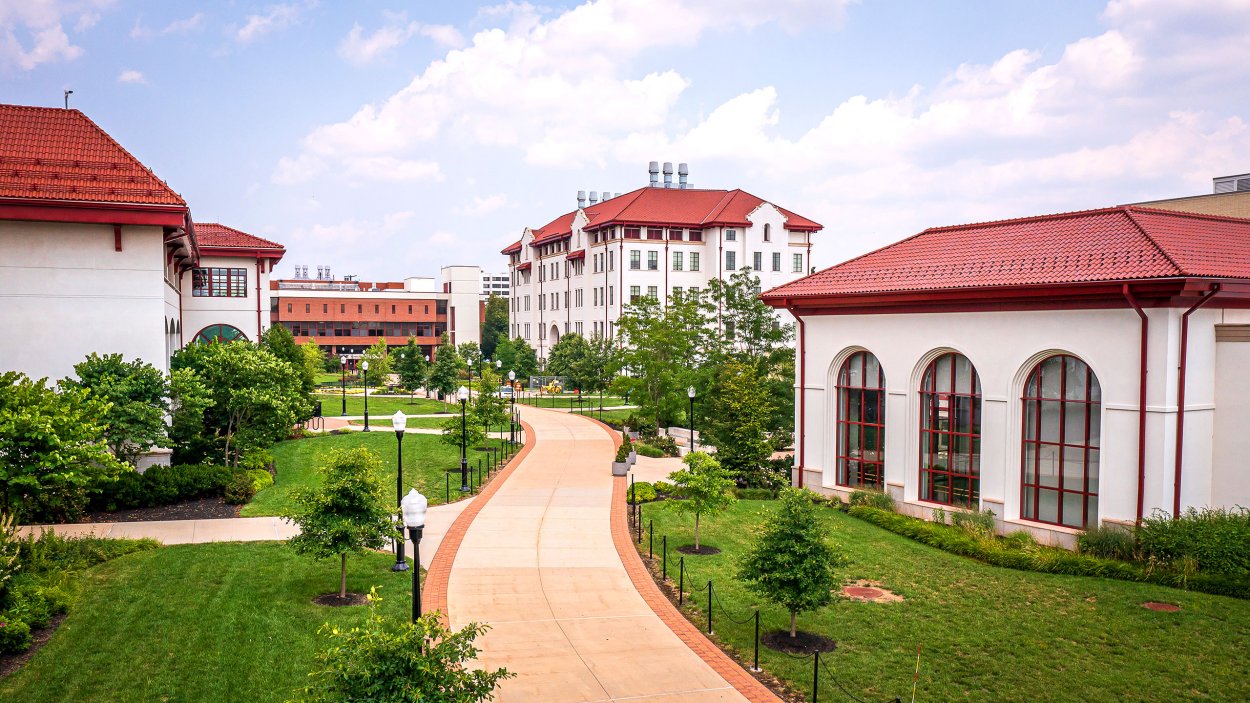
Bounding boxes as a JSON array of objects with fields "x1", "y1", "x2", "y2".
[
  {"x1": 717, "y1": 229, "x2": 724, "y2": 331},
  {"x1": 1121, "y1": 285, "x2": 1149, "y2": 524},
  {"x1": 255, "y1": 259, "x2": 263, "y2": 339},
  {"x1": 664, "y1": 233, "x2": 669, "y2": 309},
  {"x1": 1173, "y1": 283, "x2": 1219, "y2": 519},
  {"x1": 618, "y1": 236, "x2": 624, "y2": 345},
  {"x1": 785, "y1": 300, "x2": 805, "y2": 489},
  {"x1": 178, "y1": 268, "x2": 184, "y2": 347}
]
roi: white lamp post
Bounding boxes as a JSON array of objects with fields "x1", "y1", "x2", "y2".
[
  {"x1": 339, "y1": 354, "x2": 348, "y2": 416},
  {"x1": 400, "y1": 488, "x2": 428, "y2": 622},
  {"x1": 688, "y1": 386, "x2": 697, "y2": 452},
  {"x1": 458, "y1": 385, "x2": 470, "y2": 491},
  {"x1": 362, "y1": 359, "x2": 371, "y2": 431},
  {"x1": 391, "y1": 411, "x2": 409, "y2": 571}
]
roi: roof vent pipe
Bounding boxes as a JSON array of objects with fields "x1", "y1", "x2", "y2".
[
  {"x1": 678, "y1": 163, "x2": 688, "y2": 189},
  {"x1": 577, "y1": 190, "x2": 587, "y2": 208},
  {"x1": 663, "y1": 161, "x2": 673, "y2": 188},
  {"x1": 648, "y1": 161, "x2": 660, "y2": 187},
  {"x1": 589, "y1": 191, "x2": 599, "y2": 205},
  {"x1": 602, "y1": 188, "x2": 611, "y2": 201}
]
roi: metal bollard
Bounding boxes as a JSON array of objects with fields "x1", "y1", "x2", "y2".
[
  {"x1": 753, "y1": 610, "x2": 761, "y2": 671},
  {"x1": 636, "y1": 503, "x2": 642, "y2": 543},
  {"x1": 662, "y1": 536, "x2": 667, "y2": 580},
  {"x1": 813, "y1": 650, "x2": 820, "y2": 702},
  {"x1": 648, "y1": 520, "x2": 653, "y2": 559},
  {"x1": 678, "y1": 556, "x2": 684, "y2": 605},
  {"x1": 445, "y1": 472, "x2": 449, "y2": 504},
  {"x1": 707, "y1": 581, "x2": 713, "y2": 634}
]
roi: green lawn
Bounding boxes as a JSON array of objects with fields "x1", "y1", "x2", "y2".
[
  {"x1": 312, "y1": 393, "x2": 451, "y2": 417},
  {"x1": 640, "y1": 500, "x2": 1250, "y2": 703},
  {"x1": 347, "y1": 417, "x2": 456, "y2": 429},
  {"x1": 0, "y1": 543, "x2": 422, "y2": 703},
  {"x1": 571, "y1": 408, "x2": 635, "y2": 426},
  {"x1": 244, "y1": 431, "x2": 511, "y2": 515},
  {"x1": 515, "y1": 393, "x2": 629, "y2": 409}
]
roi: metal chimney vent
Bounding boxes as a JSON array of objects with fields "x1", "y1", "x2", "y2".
[
  {"x1": 589, "y1": 191, "x2": 599, "y2": 205},
  {"x1": 577, "y1": 190, "x2": 587, "y2": 208},
  {"x1": 648, "y1": 161, "x2": 659, "y2": 187},
  {"x1": 678, "y1": 163, "x2": 688, "y2": 189},
  {"x1": 662, "y1": 162, "x2": 673, "y2": 188}
]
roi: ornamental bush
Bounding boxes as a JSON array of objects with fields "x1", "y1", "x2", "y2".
[
  {"x1": 628, "y1": 482, "x2": 657, "y2": 504},
  {"x1": 848, "y1": 489, "x2": 894, "y2": 511},
  {"x1": 1077, "y1": 524, "x2": 1136, "y2": 561},
  {"x1": 90, "y1": 464, "x2": 233, "y2": 512},
  {"x1": 0, "y1": 617, "x2": 31, "y2": 654},
  {"x1": 635, "y1": 443, "x2": 665, "y2": 458},
  {"x1": 224, "y1": 471, "x2": 258, "y2": 505},
  {"x1": 1138, "y1": 507, "x2": 1250, "y2": 576}
]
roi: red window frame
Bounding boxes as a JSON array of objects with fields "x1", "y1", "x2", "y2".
[
  {"x1": 1021, "y1": 355, "x2": 1101, "y2": 529},
  {"x1": 836, "y1": 351, "x2": 886, "y2": 490},
  {"x1": 646, "y1": 227, "x2": 663, "y2": 240},
  {"x1": 624, "y1": 226, "x2": 642, "y2": 239},
  {"x1": 919, "y1": 353, "x2": 981, "y2": 508},
  {"x1": 192, "y1": 267, "x2": 247, "y2": 298},
  {"x1": 689, "y1": 229, "x2": 703, "y2": 242}
]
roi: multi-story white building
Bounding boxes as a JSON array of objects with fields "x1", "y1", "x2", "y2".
[
  {"x1": 501, "y1": 163, "x2": 822, "y2": 357},
  {"x1": 481, "y1": 271, "x2": 510, "y2": 299}
]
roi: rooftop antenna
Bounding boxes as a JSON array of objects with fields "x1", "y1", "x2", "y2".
[{"x1": 63, "y1": 90, "x2": 73, "y2": 109}]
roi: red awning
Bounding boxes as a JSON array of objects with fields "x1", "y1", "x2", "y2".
[
  {"x1": 566, "y1": 249, "x2": 586, "y2": 260},
  {"x1": 515, "y1": 261, "x2": 532, "y2": 271}
]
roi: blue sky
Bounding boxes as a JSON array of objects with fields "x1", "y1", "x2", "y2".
[{"x1": 3, "y1": 0, "x2": 1248, "y2": 280}]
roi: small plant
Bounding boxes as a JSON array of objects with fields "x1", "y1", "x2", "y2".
[
  {"x1": 951, "y1": 508, "x2": 996, "y2": 539},
  {"x1": 0, "y1": 617, "x2": 32, "y2": 654},
  {"x1": 628, "y1": 482, "x2": 658, "y2": 504},
  {"x1": 1078, "y1": 524, "x2": 1136, "y2": 561},
  {"x1": 1001, "y1": 531, "x2": 1037, "y2": 550},
  {"x1": 635, "y1": 444, "x2": 665, "y2": 458},
  {"x1": 931, "y1": 507, "x2": 948, "y2": 525},
  {"x1": 1138, "y1": 507, "x2": 1250, "y2": 576},
  {"x1": 614, "y1": 442, "x2": 630, "y2": 464},
  {"x1": 668, "y1": 452, "x2": 737, "y2": 550},
  {"x1": 246, "y1": 469, "x2": 275, "y2": 493},
  {"x1": 224, "y1": 471, "x2": 257, "y2": 505},
  {"x1": 652, "y1": 480, "x2": 675, "y2": 496},
  {"x1": 848, "y1": 489, "x2": 895, "y2": 511},
  {"x1": 646, "y1": 435, "x2": 680, "y2": 457}
]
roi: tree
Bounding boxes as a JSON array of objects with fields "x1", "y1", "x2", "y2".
[
  {"x1": 292, "y1": 591, "x2": 512, "y2": 703},
  {"x1": 579, "y1": 333, "x2": 623, "y2": 408},
  {"x1": 441, "y1": 395, "x2": 486, "y2": 452},
  {"x1": 168, "y1": 366, "x2": 215, "y2": 464},
  {"x1": 668, "y1": 451, "x2": 736, "y2": 551},
  {"x1": 361, "y1": 339, "x2": 392, "y2": 387},
  {"x1": 60, "y1": 353, "x2": 169, "y2": 466},
  {"x1": 472, "y1": 367, "x2": 508, "y2": 446},
  {"x1": 492, "y1": 336, "x2": 517, "y2": 380},
  {"x1": 701, "y1": 359, "x2": 776, "y2": 485},
  {"x1": 511, "y1": 336, "x2": 539, "y2": 381},
  {"x1": 481, "y1": 294, "x2": 509, "y2": 359},
  {"x1": 394, "y1": 337, "x2": 428, "y2": 397},
  {"x1": 616, "y1": 292, "x2": 714, "y2": 430},
  {"x1": 0, "y1": 372, "x2": 125, "y2": 522},
  {"x1": 428, "y1": 337, "x2": 463, "y2": 410},
  {"x1": 737, "y1": 487, "x2": 849, "y2": 639},
  {"x1": 546, "y1": 333, "x2": 591, "y2": 389},
  {"x1": 171, "y1": 341, "x2": 310, "y2": 467},
  {"x1": 458, "y1": 341, "x2": 481, "y2": 378},
  {"x1": 301, "y1": 338, "x2": 325, "y2": 377},
  {"x1": 707, "y1": 268, "x2": 793, "y2": 359},
  {"x1": 286, "y1": 447, "x2": 395, "y2": 599},
  {"x1": 264, "y1": 324, "x2": 316, "y2": 402}
]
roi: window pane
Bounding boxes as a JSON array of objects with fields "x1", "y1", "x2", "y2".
[
  {"x1": 1038, "y1": 445, "x2": 1060, "y2": 487},
  {"x1": 934, "y1": 356, "x2": 952, "y2": 393},
  {"x1": 1061, "y1": 491, "x2": 1084, "y2": 528},
  {"x1": 1064, "y1": 357, "x2": 1087, "y2": 400},
  {"x1": 1024, "y1": 400, "x2": 1038, "y2": 440},
  {"x1": 1038, "y1": 488, "x2": 1059, "y2": 523},
  {"x1": 1041, "y1": 357, "x2": 1063, "y2": 397},
  {"x1": 1023, "y1": 442, "x2": 1037, "y2": 483},
  {"x1": 1064, "y1": 404, "x2": 1087, "y2": 445},
  {"x1": 865, "y1": 353, "x2": 880, "y2": 385},
  {"x1": 1040, "y1": 401, "x2": 1062, "y2": 443}
]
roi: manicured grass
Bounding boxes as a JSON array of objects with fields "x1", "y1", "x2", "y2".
[
  {"x1": 640, "y1": 500, "x2": 1250, "y2": 702},
  {"x1": 571, "y1": 408, "x2": 635, "y2": 426},
  {"x1": 243, "y1": 431, "x2": 511, "y2": 516},
  {"x1": 0, "y1": 543, "x2": 420, "y2": 703},
  {"x1": 347, "y1": 417, "x2": 454, "y2": 429},
  {"x1": 312, "y1": 393, "x2": 451, "y2": 417},
  {"x1": 515, "y1": 393, "x2": 629, "y2": 409}
]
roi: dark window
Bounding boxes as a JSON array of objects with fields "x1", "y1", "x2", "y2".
[
  {"x1": 323, "y1": 304, "x2": 328, "y2": 313},
  {"x1": 726, "y1": 251, "x2": 736, "y2": 270},
  {"x1": 340, "y1": 304, "x2": 345, "y2": 313},
  {"x1": 919, "y1": 353, "x2": 982, "y2": 508},
  {"x1": 647, "y1": 251, "x2": 658, "y2": 270},
  {"x1": 287, "y1": 303, "x2": 292, "y2": 313},
  {"x1": 752, "y1": 252, "x2": 762, "y2": 271},
  {"x1": 689, "y1": 229, "x2": 703, "y2": 242},
  {"x1": 836, "y1": 351, "x2": 886, "y2": 490},
  {"x1": 763, "y1": 223, "x2": 771, "y2": 242},
  {"x1": 305, "y1": 304, "x2": 310, "y2": 313},
  {"x1": 391, "y1": 305, "x2": 396, "y2": 314},
  {"x1": 408, "y1": 305, "x2": 412, "y2": 314},
  {"x1": 1022, "y1": 355, "x2": 1101, "y2": 529},
  {"x1": 191, "y1": 267, "x2": 247, "y2": 297},
  {"x1": 647, "y1": 228, "x2": 663, "y2": 240},
  {"x1": 772, "y1": 252, "x2": 781, "y2": 272}
]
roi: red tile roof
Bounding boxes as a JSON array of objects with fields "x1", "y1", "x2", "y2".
[
  {"x1": 501, "y1": 239, "x2": 523, "y2": 255},
  {"x1": 763, "y1": 206, "x2": 1250, "y2": 303},
  {"x1": 0, "y1": 104, "x2": 185, "y2": 207},
  {"x1": 195, "y1": 222, "x2": 285, "y2": 251}
]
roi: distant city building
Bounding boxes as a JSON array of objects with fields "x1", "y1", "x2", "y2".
[
  {"x1": 270, "y1": 265, "x2": 483, "y2": 361},
  {"x1": 1133, "y1": 173, "x2": 1250, "y2": 219},
  {"x1": 482, "y1": 271, "x2": 510, "y2": 298},
  {"x1": 501, "y1": 162, "x2": 821, "y2": 358}
]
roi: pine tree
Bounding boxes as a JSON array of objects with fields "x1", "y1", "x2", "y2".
[{"x1": 702, "y1": 358, "x2": 776, "y2": 485}]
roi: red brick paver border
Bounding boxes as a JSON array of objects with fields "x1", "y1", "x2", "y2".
[
  {"x1": 423, "y1": 419, "x2": 537, "y2": 621},
  {"x1": 585, "y1": 415, "x2": 784, "y2": 703}
]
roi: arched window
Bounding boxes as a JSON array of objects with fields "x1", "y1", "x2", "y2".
[
  {"x1": 763, "y1": 223, "x2": 771, "y2": 242},
  {"x1": 836, "y1": 351, "x2": 886, "y2": 489},
  {"x1": 1021, "y1": 355, "x2": 1101, "y2": 529},
  {"x1": 192, "y1": 324, "x2": 248, "y2": 344},
  {"x1": 919, "y1": 353, "x2": 981, "y2": 508}
]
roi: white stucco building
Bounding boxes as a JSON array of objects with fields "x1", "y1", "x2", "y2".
[
  {"x1": 180, "y1": 223, "x2": 286, "y2": 346},
  {"x1": 763, "y1": 205, "x2": 1250, "y2": 546},
  {"x1": 502, "y1": 163, "x2": 821, "y2": 358}
]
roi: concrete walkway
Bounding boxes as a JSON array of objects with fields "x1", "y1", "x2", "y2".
[{"x1": 444, "y1": 405, "x2": 752, "y2": 703}]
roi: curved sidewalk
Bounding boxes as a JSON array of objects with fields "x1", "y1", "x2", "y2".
[{"x1": 443, "y1": 406, "x2": 766, "y2": 703}]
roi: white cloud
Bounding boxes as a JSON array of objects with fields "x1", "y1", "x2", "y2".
[
  {"x1": 338, "y1": 15, "x2": 465, "y2": 66},
  {"x1": 0, "y1": 0, "x2": 113, "y2": 70},
  {"x1": 117, "y1": 68, "x2": 146, "y2": 84},
  {"x1": 342, "y1": 156, "x2": 443, "y2": 182},
  {"x1": 132, "y1": 13, "x2": 205, "y2": 39},
  {"x1": 236, "y1": 2, "x2": 308, "y2": 43},
  {"x1": 460, "y1": 193, "x2": 511, "y2": 217}
]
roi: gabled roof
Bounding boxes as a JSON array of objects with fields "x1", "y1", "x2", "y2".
[
  {"x1": 501, "y1": 239, "x2": 523, "y2": 255},
  {"x1": 530, "y1": 211, "x2": 579, "y2": 246},
  {"x1": 763, "y1": 206, "x2": 1250, "y2": 304},
  {"x1": 0, "y1": 104, "x2": 185, "y2": 208},
  {"x1": 195, "y1": 222, "x2": 285, "y2": 251}
]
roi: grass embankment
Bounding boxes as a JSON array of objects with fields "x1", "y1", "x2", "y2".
[
  {"x1": 311, "y1": 393, "x2": 448, "y2": 416},
  {"x1": 570, "y1": 409, "x2": 634, "y2": 426},
  {"x1": 0, "y1": 543, "x2": 416, "y2": 703},
  {"x1": 244, "y1": 432, "x2": 510, "y2": 516},
  {"x1": 515, "y1": 394, "x2": 628, "y2": 409},
  {"x1": 347, "y1": 417, "x2": 453, "y2": 429},
  {"x1": 640, "y1": 500, "x2": 1250, "y2": 703}
]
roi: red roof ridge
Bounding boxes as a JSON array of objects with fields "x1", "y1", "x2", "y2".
[
  {"x1": 701, "y1": 189, "x2": 739, "y2": 225},
  {"x1": 1120, "y1": 209, "x2": 1183, "y2": 275},
  {"x1": 1123, "y1": 204, "x2": 1250, "y2": 225},
  {"x1": 195, "y1": 221, "x2": 284, "y2": 250}
]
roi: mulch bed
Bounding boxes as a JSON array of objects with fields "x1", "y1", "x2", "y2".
[
  {"x1": 676, "y1": 545, "x2": 722, "y2": 555},
  {"x1": 79, "y1": 498, "x2": 241, "y2": 523},
  {"x1": 763, "y1": 630, "x2": 837, "y2": 654},
  {"x1": 313, "y1": 593, "x2": 369, "y2": 607},
  {"x1": 0, "y1": 613, "x2": 66, "y2": 680}
]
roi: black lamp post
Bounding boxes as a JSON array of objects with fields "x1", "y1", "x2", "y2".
[
  {"x1": 401, "y1": 488, "x2": 427, "y2": 624},
  {"x1": 391, "y1": 411, "x2": 409, "y2": 572},
  {"x1": 362, "y1": 359, "x2": 371, "y2": 431},
  {"x1": 508, "y1": 370, "x2": 517, "y2": 445},
  {"x1": 458, "y1": 385, "x2": 470, "y2": 492},
  {"x1": 688, "y1": 386, "x2": 696, "y2": 452},
  {"x1": 340, "y1": 354, "x2": 347, "y2": 416}
]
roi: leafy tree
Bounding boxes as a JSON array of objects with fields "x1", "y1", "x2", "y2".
[
  {"x1": 579, "y1": 334, "x2": 623, "y2": 408},
  {"x1": 707, "y1": 268, "x2": 794, "y2": 359},
  {"x1": 481, "y1": 294, "x2": 509, "y2": 359},
  {"x1": 301, "y1": 338, "x2": 325, "y2": 377},
  {"x1": 292, "y1": 590, "x2": 512, "y2": 703},
  {"x1": 264, "y1": 324, "x2": 316, "y2": 400},
  {"x1": 738, "y1": 487, "x2": 849, "y2": 639},
  {"x1": 472, "y1": 367, "x2": 508, "y2": 445},
  {"x1": 511, "y1": 336, "x2": 539, "y2": 381},
  {"x1": 168, "y1": 366, "x2": 215, "y2": 464},
  {"x1": 428, "y1": 336, "x2": 463, "y2": 410},
  {"x1": 171, "y1": 341, "x2": 310, "y2": 467},
  {"x1": 458, "y1": 341, "x2": 481, "y2": 380},
  {"x1": 60, "y1": 353, "x2": 168, "y2": 466},
  {"x1": 492, "y1": 336, "x2": 517, "y2": 380},
  {"x1": 616, "y1": 292, "x2": 714, "y2": 429},
  {"x1": 668, "y1": 451, "x2": 736, "y2": 550},
  {"x1": 286, "y1": 447, "x2": 396, "y2": 599},
  {"x1": 441, "y1": 388, "x2": 485, "y2": 452},
  {"x1": 546, "y1": 333, "x2": 591, "y2": 389},
  {"x1": 0, "y1": 372, "x2": 125, "y2": 521},
  {"x1": 393, "y1": 337, "x2": 428, "y2": 397},
  {"x1": 361, "y1": 339, "x2": 392, "y2": 387},
  {"x1": 702, "y1": 359, "x2": 776, "y2": 485}
]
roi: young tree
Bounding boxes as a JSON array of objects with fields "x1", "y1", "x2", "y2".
[
  {"x1": 60, "y1": 353, "x2": 169, "y2": 466},
  {"x1": 511, "y1": 336, "x2": 539, "y2": 381},
  {"x1": 481, "y1": 294, "x2": 509, "y2": 359},
  {"x1": 458, "y1": 341, "x2": 481, "y2": 378},
  {"x1": 168, "y1": 366, "x2": 215, "y2": 464},
  {"x1": 578, "y1": 333, "x2": 623, "y2": 409},
  {"x1": 616, "y1": 292, "x2": 714, "y2": 430},
  {"x1": 263, "y1": 324, "x2": 316, "y2": 399},
  {"x1": 293, "y1": 592, "x2": 512, "y2": 703},
  {"x1": 546, "y1": 333, "x2": 591, "y2": 389},
  {"x1": 0, "y1": 372, "x2": 125, "y2": 521},
  {"x1": 361, "y1": 339, "x2": 392, "y2": 387},
  {"x1": 738, "y1": 487, "x2": 849, "y2": 639},
  {"x1": 668, "y1": 451, "x2": 736, "y2": 551},
  {"x1": 442, "y1": 388, "x2": 485, "y2": 452},
  {"x1": 493, "y1": 336, "x2": 517, "y2": 380},
  {"x1": 707, "y1": 268, "x2": 794, "y2": 359},
  {"x1": 394, "y1": 337, "x2": 428, "y2": 398},
  {"x1": 701, "y1": 359, "x2": 776, "y2": 485},
  {"x1": 286, "y1": 447, "x2": 395, "y2": 599},
  {"x1": 428, "y1": 337, "x2": 463, "y2": 410},
  {"x1": 301, "y1": 338, "x2": 325, "y2": 377},
  {"x1": 472, "y1": 367, "x2": 508, "y2": 446}
]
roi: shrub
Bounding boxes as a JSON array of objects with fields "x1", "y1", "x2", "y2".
[
  {"x1": 1002, "y1": 531, "x2": 1037, "y2": 550},
  {"x1": 16, "y1": 531, "x2": 156, "y2": 573},
  {"x1": 239, "y1": 450, "x2": 275, "y2": 473},
  {"x1": 246, "y1": 469, "x2": 275, "y2": 493},
  {"x1": 930, "y1": 508, "x2": 947, "y2": 525},
  {"x1": 769, "y1": 428, "x2": 794, "y2": 451},
  {"x1": 1078, "y1": 524, "x2": 1136, "y2": 561},
  {"x1": 623, "y1": 413, "x2": 657, "y2": 438},
  {"x1": 0, "y1": 617, "x2": 32, "y2": 654},
  {"x1": 951, "y1": 508, "x2": 996, "y2": 539},
  {"x1": 735, "y1": 487, "x2": 777, "y2": 501},
  {"x1": 635, "y1": 444, "x2": 664, "y2": 458},
  {"x1": 90, "y1": 464, "x2": 233, "y2": 512},
  {"x1": 224, "y1": 472, "x2": 257, "y2": 505},
  {"x1": 628, "y1": 482, "x2": 657, "y2": 504},
  {"x1": 1138, "y1": 507, "x2": 1250, "y2": 576},
  {"x1": 652, "y1": 481, "x2": 675, "y2": 496},
  {"x1": 614, "y1": 442, "x2": 630, "y2": 464},
  {"x1": 645, "y1": 435, "x2": 679, "y2": 457},
  {"x1": 848, "y1": 489, "x2": 895, "y2": 511}
]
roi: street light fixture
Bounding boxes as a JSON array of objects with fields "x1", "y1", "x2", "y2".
[
  {"x1": 458, "y1": 385, "x2": 470, "y2": 492},
  {"x1": 508, "y1": 370, "x2": 517, "y2": 445},
  {"x1": 424, "y1": 355, "x2": 430, "y2": 397},
  {"x1": 688, "y1": 386, "x2": 697, "y2": 452},
  {"x1": 400, "y1": 488, "x2": 428, "y2": 624},
  {"x1": 362, "y1": 360, "x2": 371, "y2": 432},
  {"x1": 391, "y1": 411, "x2": 409, "y2": 572},
  {"x1": 340, "y1": 354, "x2": 347, "y2": 416}
]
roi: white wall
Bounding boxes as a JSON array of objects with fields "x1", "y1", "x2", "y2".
[
  {"x1": 443, "y1": 265, "x2": 483, "y2": 346},
  {"x1": 0, "y1": 221, "x2": 171, "y2": 380},
  {"x1": 181, "y1": 254, "x2": 269, "y2": 343}
]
